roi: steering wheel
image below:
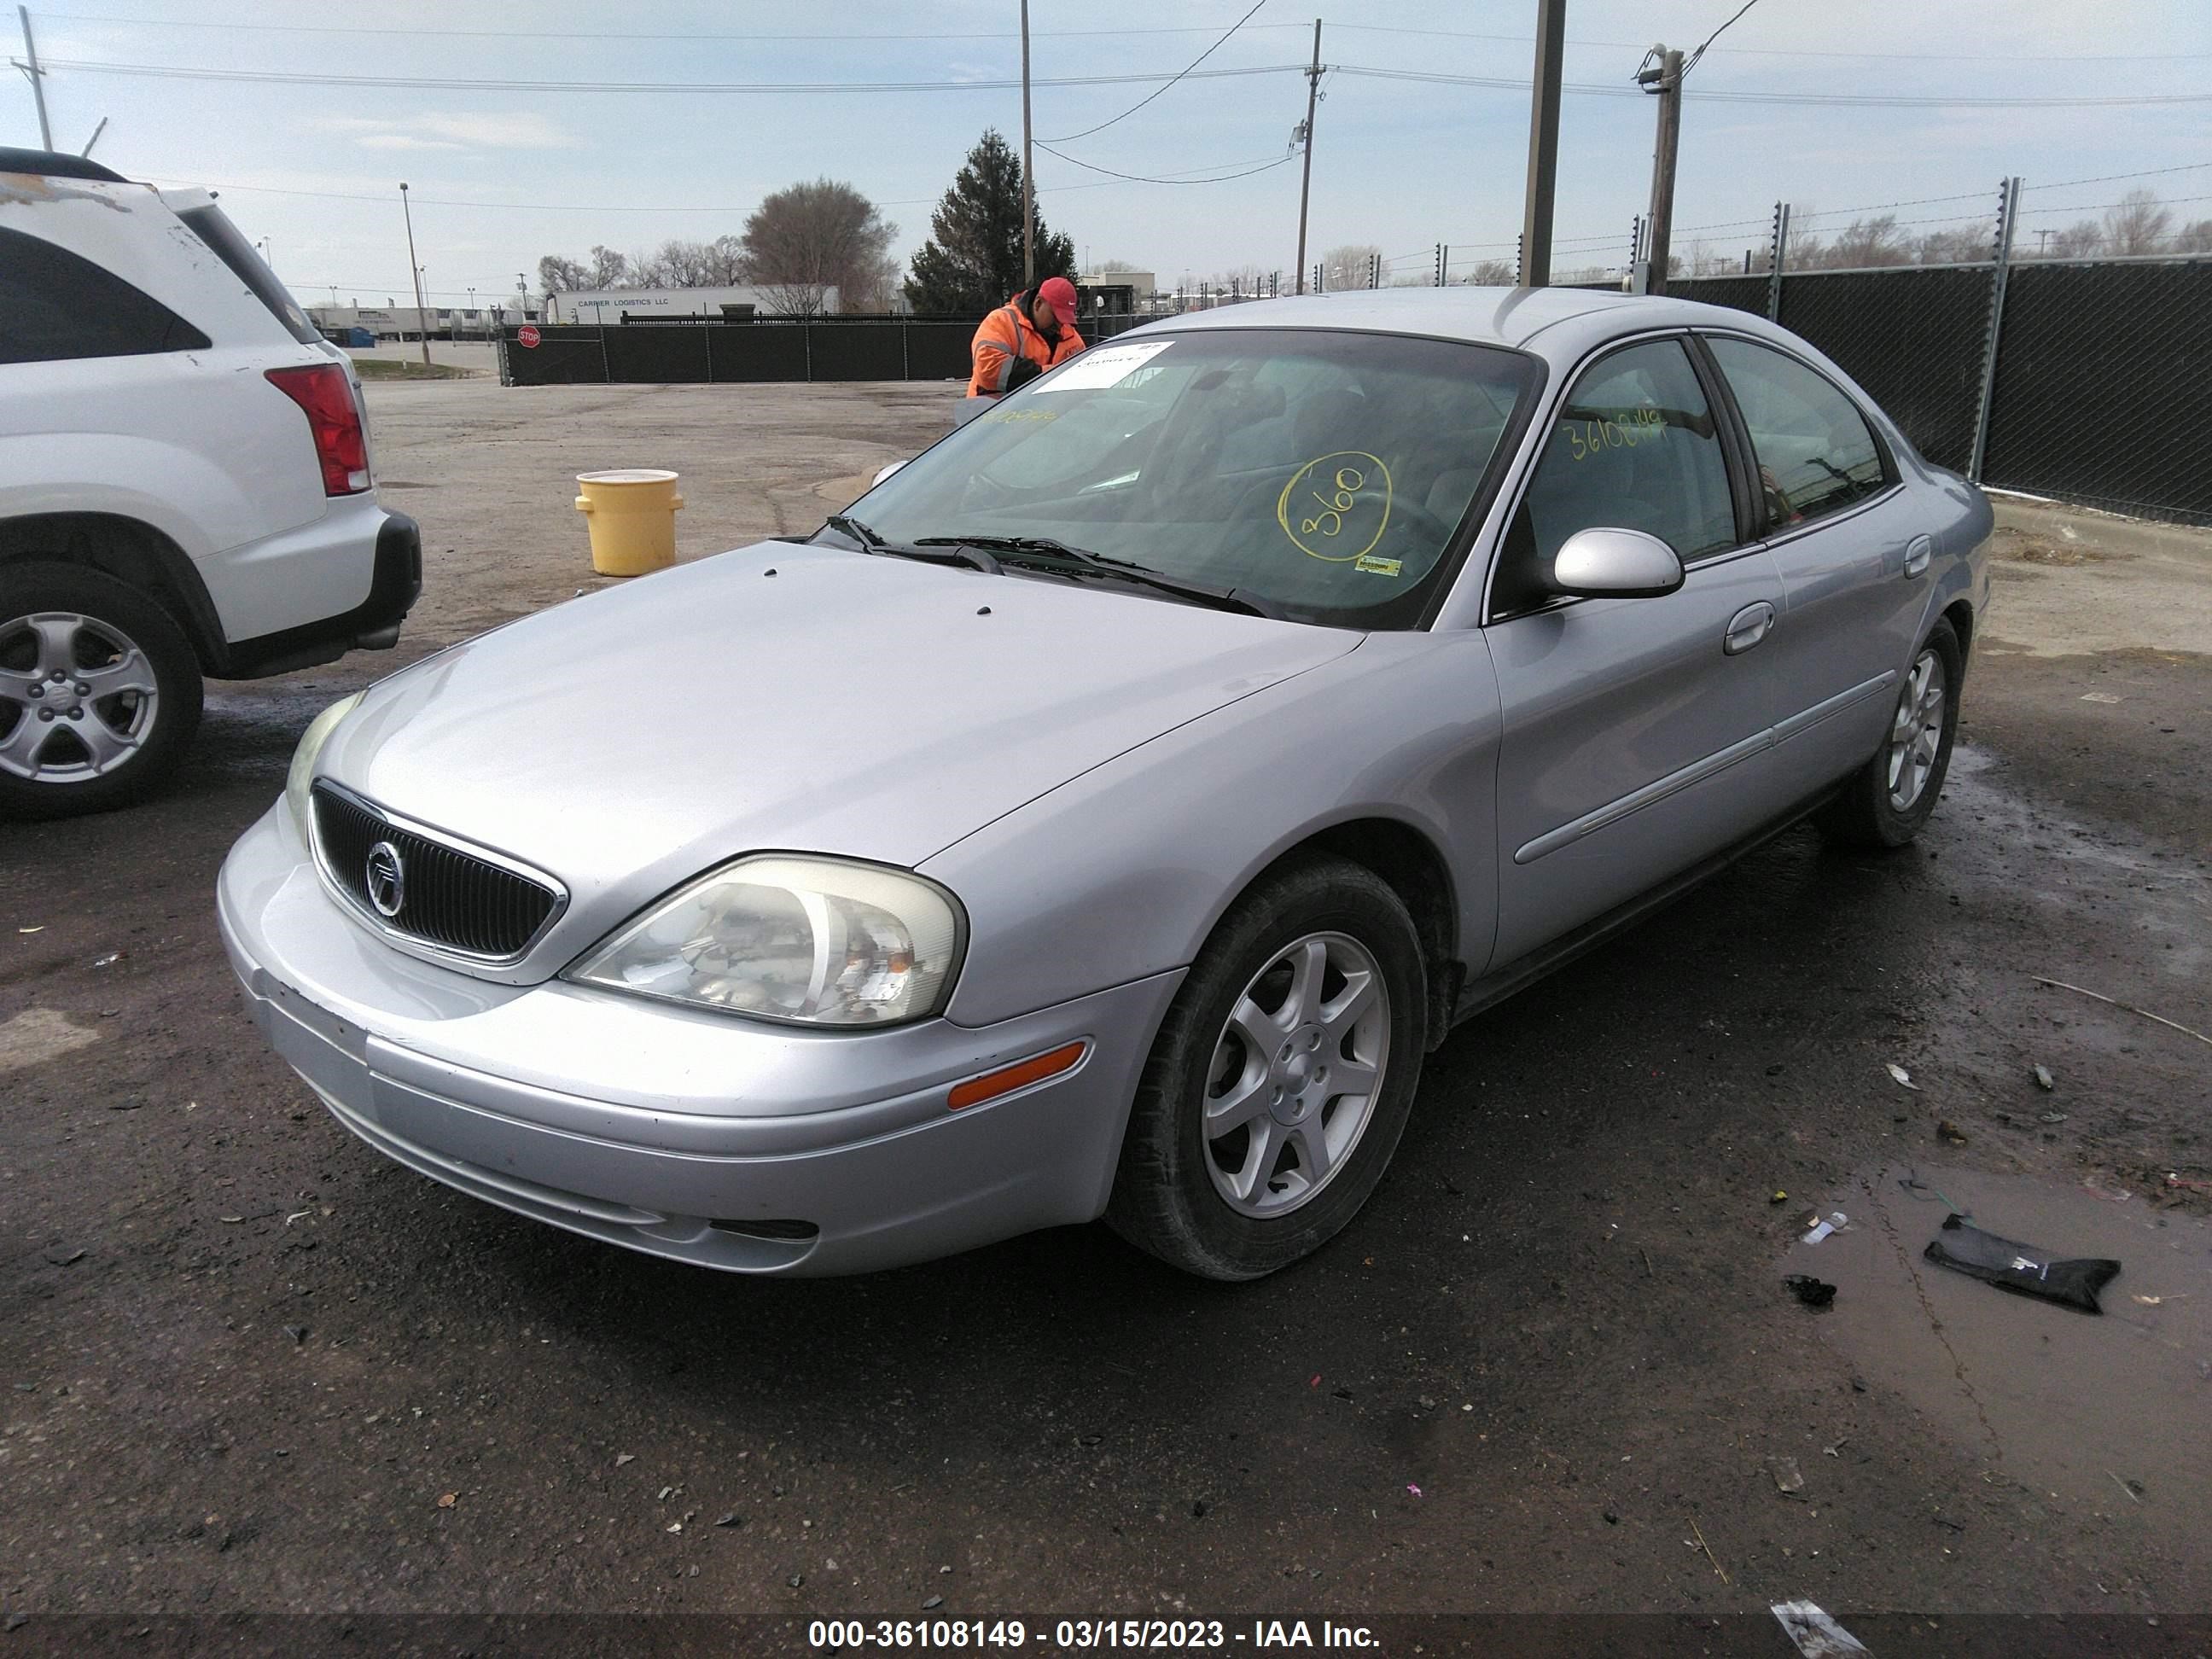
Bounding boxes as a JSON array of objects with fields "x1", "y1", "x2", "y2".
[{"x1": 1379, "y1": 498, "x2": 1453, "y2": 552}]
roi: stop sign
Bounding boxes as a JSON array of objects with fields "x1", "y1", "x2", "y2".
[{"x1": 518, "y1": 325, "x2": 541, "y2": 348}]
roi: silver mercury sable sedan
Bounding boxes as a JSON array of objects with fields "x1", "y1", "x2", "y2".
[{"x1": 218, "y1": 288, "x2": 1991, "y2": 1280}]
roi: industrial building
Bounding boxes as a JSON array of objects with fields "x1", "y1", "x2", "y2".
[{"x1": 544, "y1": 285, "x2": 841, "y2": 323}]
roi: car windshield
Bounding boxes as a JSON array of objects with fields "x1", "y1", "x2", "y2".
[{"x1": 835, "y1": 326, "x2": 1537, "y2": 627}]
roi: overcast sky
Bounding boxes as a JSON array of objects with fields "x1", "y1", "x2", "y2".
[{"x1": 14, "y1": 0, "x2": 2210, "y2": 305}]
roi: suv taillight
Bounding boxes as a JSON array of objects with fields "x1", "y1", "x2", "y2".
[{"x1": 264, "y1": 364, "x2": 370, "y2": 495}]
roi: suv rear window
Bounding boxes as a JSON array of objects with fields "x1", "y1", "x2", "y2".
[
  {"x1": 0, "y1": 226, "x2": 211, "y2": 364},
  {"x1": 176, "y1": 204, "x2": 323, "y2": 345}
]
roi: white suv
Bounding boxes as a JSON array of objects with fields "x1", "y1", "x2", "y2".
[{"x1": 1, "y1": 147, "x2": 421, "y2": 818}]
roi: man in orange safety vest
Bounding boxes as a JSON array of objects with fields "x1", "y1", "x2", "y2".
[{"x1": 966, "y1": 276, "x2": 1086, "y2": 401}]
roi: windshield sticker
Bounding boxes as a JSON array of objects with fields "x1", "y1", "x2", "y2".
[
  {"x1": 1033, "y1": 339, "x2": 1174, "y2": 393},
  {"x1": 1354, "y1": 554, "x2": 1403, "y2": 576},
  {"x1": 980, "y1": 406, "x2": 1059, "y2": 424},
  {"x1": 1277, "y1": 451, "x2": 1394, "y2": 562}
]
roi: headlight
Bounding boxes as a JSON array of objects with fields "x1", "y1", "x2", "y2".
[
  {"x1": 286, "y1": 693, "x2": 361, "y2": 837},
  {"x1": 565, "y1": 856, "x2": 965, "y2": 1027}
]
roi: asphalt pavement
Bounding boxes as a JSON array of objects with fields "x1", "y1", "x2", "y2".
[{"x1": 2, "y1": 382, "x2": 2207, "y2": 1649}]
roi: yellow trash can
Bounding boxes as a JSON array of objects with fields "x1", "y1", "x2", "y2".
[{"x1": 574, "y1": 469, "x2": 684, "y2": 576}]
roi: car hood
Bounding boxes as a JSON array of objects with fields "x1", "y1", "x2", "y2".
[{"x1": 318, "y1": 542, "x2": 1359, "y2": 980}]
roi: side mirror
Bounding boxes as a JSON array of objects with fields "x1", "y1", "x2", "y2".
[
  {"x1": 1551, "y1": 527, "x2": 1685, "y2": 599},
  {"x1": 871, "y1": 459, "x2": 907, "y2": 487}
]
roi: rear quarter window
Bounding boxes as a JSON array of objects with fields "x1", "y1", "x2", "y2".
[{"x1": 0, "y1": 225, "x2": 212, "y2": 364}]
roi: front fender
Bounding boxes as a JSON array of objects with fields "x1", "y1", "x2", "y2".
[{"x1": 921, "y1": 630, "x2": 1503, "y2": 1028}]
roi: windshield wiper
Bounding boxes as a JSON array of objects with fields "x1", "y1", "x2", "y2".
[
  {"x1": 913, "y1": 534, "x2": 1282, "y2": 620},
  {"x1": 821, "y1": 514, "x2": 1001, "y2": 573}
]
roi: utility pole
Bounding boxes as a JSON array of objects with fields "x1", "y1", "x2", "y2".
[
  {"x1": 1520, "y1": 0, "x2": 1567, "y2": 287},
  {"x1": 1019, "y1": 0, "x2": 1035, "y2": 288},
  {"x1": 1638, "y1": 45, "x2": 1684, "y2": 294},
  {"x1": 399, "y1": 183, "x2": 431, "y2": 369},
  {"x1": 15, "y1": 5, "x2": 51, "y2": 150},
  {"x1": 79, "y1": 114, "x2": 107, "y2": 157},
  {"x1": 1292, "y1": 18, "x2": 1321, "y2": 294}
]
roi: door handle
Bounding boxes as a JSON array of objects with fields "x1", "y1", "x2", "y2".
[
  {"x1": 1724, "y1": 600, "x2": 1775, "y2": 655},
  {"x1": 1903, "y1": 534, "x2": 1933, "y2": 579}
]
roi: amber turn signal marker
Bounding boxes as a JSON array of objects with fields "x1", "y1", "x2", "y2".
[{"x1": 946, "y1": 1041, "x2": 1088, "y2": 1111}]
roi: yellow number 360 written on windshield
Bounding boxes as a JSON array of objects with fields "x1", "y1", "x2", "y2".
[{"x1": 1277, "y1": 451, "x2": 1394, "y2": 562}]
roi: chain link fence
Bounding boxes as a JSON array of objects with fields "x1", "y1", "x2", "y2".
[{"x1": 1658, "y1": 253, "x2": 2212, "y2": 523}]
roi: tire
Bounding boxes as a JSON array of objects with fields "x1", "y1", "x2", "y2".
[
  {"x1": 0, "y1": 562, "x2": 203, "y2": 820},
  {"x1": 1814, "y1": 618, "x2": 1962, "y2": 850},
  {"x1": 1108, "y1": 856, "x2": 1429, "y2": 1280}
]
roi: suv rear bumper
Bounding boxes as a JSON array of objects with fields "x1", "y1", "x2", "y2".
[{"x1": 219, "y1": 509, "x2": 422, "y2": 678}]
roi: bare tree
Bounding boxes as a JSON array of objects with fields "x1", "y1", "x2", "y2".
[
  {"x1": 742, "y1": 178, "x2": 898, "y2": 316},
  {"x1": 585, "y1": 246, "x2": 631, "y2": 288},
  {"x1": 1915, "y1": 224, "x2": 1988, "y2": 266},
  {"x1": 1464, "y1": 258, "x2": 1516, "y2": 285},
  {"x1": 1824, "y1": 214, "x2": 1907, "y2": 270},
  {"x1": 1319, "y1": 243, "x2": 1384, "y2": 290},
  {"x1": 2050, "y1": 218, "x2": 2104, "y2": 259},
  {"x1": 2175, "y1": 218, "x2": 2212, "y2": 254},
  {"x1": 537, "y1": 253, "x2": 587, "y2": 296},
  {"x1": 2104, "y1": 189, "x2": 2171, "y2": 256}
]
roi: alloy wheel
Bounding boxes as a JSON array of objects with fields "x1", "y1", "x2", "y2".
[
  {"x1": 0, "y1": 611, "x2": 162, "y2": 784},
  {"x1": 1885, "y1": 647, "x2": 1947, "y2": 812},
  {"x1": 1202, "y1": 930, "x2": 1391, "y2": 1219}
]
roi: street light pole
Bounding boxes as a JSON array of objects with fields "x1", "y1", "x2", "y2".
[
  {"x1": 1019, "y1": 0, "x2": 1035, "y2": 288},
  {"x1": 1520, "y1": 0, "x2": 1567, "y2": 288},
  {"x1": 1292, "y1": 18, "x2": 1321, "y2": 295},
  {"x1": 399, "y1": 183, "x2": 430, "y2": 368}
]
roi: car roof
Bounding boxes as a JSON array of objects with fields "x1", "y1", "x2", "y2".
[
  {"x1": 0, "y1": 147, "x2": 128, "y2": 183},
  {"x1": 1132, "y1": 284, "x2": 1788, "y2": 363}
]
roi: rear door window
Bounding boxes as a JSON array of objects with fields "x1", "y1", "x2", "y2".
[
  {"x1": 1705, "y1": 336, "x2": 1887, "y2": 530},
  {"x1": 176, "y1": 204, "x2": 323, "y2": 345},
  {"x1": 0, "y1": 226, "x2": 211, "y2": 364}
]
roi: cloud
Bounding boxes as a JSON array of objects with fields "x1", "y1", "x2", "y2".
[
  {"x1": 315, "y1": 111, "x2": 576, "y2": 153},
  {"x1": 415, "y1": 113, "x2": 577, "y2": 149},
  {"x1": 356, "y1": 135, "x2": 467, "y2": 152}
]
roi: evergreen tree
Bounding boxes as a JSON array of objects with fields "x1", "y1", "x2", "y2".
[{"x1": 904, "y1": 130, "x2": 1075, "y2": 315}]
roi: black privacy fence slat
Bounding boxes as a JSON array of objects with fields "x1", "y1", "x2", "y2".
[
  {"x1": 1774, "y1": 265, "x2": 1993, "y2": 474},
  {"x1": 497, "y1": 260, "x2": 2211, "y2": 527},
  {"x1": 1981, "y1": 261, "x2": 2212, "y2": 525}
]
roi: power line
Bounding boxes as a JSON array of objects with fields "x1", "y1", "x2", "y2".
[
  {"x1": 34, "y1": 9, "x2": 2205, "y2": 63},
  {"x1": 1681, "y1": 0, "x2": 1767, "y2": 78},
  {"x1": 1043, "y1": 0, "x2": 1271, "y2": 143},
  {"x1": 1033, "y1": 143, "x2": 1297, "y2": 185},
  {"x1": 38, "y1": 56, "x2": 1305, "y2": 95},
  {"x1": 1331, "y1": 64, "x2": 2212, "y2": 108},
  {"x1": 55, "y1": 52, "x2": 2205, "y2": 108},
  {"x1": 155, "y1": 154, "x2": 1286, "y2": 216}
]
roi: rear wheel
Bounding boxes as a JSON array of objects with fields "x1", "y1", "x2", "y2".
[
  {"x1": 1814, "y1": 618, "x2": 1961, "y2": 849},
  {"x1": 1108, "y1": 857, "x2": 1427, "y2": 1280},
  {"x1": 0, "y1": 562, "x2": 202, "y2": 820}
]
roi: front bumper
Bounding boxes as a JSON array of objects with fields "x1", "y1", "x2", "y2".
[{"x1": 217, "y1": 803, "x2": 1181, "y2": 1275}]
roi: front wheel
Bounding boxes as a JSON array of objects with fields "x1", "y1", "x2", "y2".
[
  {"x1": 0, "y1": 562, "x2": 203, "y2": 820},
  {"x1": 1108, "y1": 857, "x2": 1428, "y2": 1280},
  {"x1": 1815, "y1": 618, "x2": 1962, "y2": 849}
]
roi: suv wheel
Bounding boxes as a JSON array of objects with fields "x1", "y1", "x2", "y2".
[
  {"x1": 0, "y1": 562, "x2": 203, "y2": 819},
  {"x1": 1108, "y1": 857, "x2": 1428, "y2": 1280}
]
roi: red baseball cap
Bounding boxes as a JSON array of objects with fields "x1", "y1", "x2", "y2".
[{"x1": 1037, "y1": 276, "x2": 1079, "y2": 326}]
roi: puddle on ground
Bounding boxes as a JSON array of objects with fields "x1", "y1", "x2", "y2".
[{"x1": 1785, "y1": 1166, "x2": 2212, "y2": 1529}]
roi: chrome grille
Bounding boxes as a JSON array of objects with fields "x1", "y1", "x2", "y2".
[{"x1": 311, "y1": 783, "x2": 562, "y2": 959}]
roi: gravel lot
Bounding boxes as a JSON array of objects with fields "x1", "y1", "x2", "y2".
[{"x1": 3, "y1": 378, "x2": 2208, "y2": 1648}]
